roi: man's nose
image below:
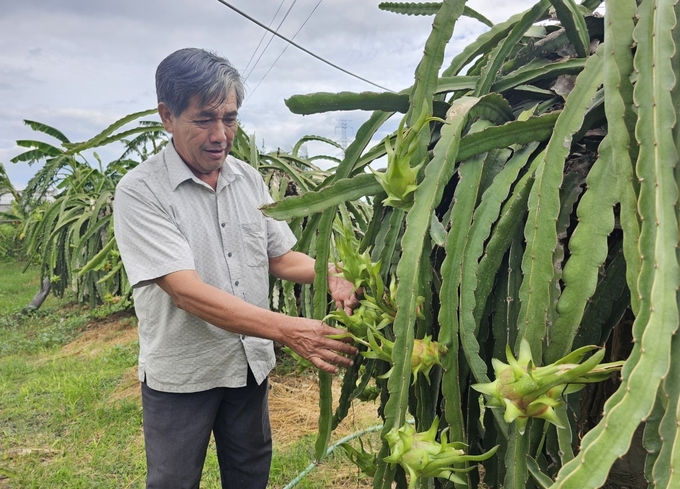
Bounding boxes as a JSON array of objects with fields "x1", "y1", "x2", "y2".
[{"x1": 208, "y1": 120, "x2": 230, "y2": 142}]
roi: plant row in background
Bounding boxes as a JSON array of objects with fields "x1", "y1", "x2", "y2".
[
  {"x1": 0, "y1": 107, "x2": 348, "y2": 309},
  {"x1": 263, "y1": 0, "x2": 680, "y2": 487}
]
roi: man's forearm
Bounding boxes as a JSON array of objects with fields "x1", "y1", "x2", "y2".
[
  {"x1": 155, "y1": 269, "x2": 357, "y2": 373},
  {"x1": 156, "y1": 269, "x2": 292, "y2": 343},
  {"x1": 268, "y1": 251, "x2": 317, "y2": 284}
]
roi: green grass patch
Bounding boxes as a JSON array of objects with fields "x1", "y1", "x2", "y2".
[
  {"x1": 0, "y1": 261, "x2": 49, "y2": 315},
  {"x1": 0, "y1": 343, "x2": 144, "y2": 488}
]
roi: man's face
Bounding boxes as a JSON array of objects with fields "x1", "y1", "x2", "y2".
[{"x1": 158, "y1": 91, "x2": 238, "y2": 177}]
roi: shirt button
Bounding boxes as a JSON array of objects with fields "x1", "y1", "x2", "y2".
[
  {"x1": 221, "y1": 222, "x2": 226, "y2": 228},
  {"x1": 234, "y1": 281, "x2": 239, "y2": 286},
  {"x1": 227, "y1": 252, "x2": 232, "y2": 257},
  {"x1": 240, "y1": 335, "x2": 246, "y2": 340}
]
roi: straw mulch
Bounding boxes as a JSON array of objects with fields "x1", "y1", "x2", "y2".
[{"x1": 269, "y1": 369, "x2": 381, "y2": 449}]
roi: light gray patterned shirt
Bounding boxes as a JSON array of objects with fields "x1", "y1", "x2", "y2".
[{"x1": 113, "y1": 142, "x2": 297, "y2": 392}]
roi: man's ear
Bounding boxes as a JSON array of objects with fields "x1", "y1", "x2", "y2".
[{"x1": 158, "y1": 103, "x2": 175, "y2": 133}]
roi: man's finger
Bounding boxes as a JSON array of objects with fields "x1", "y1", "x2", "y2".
[
  {"x1": 325, "y1": 337, "x2": 358, "y2": 356},
  {"x1": 311, "y1": 357, "x2": 339, "y2": 374},
  {"x1": 329, "y1": 349, "x2": 354, "y2": 367}
]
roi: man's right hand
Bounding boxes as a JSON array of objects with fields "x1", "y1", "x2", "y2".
[{"x1": 281, "y1": 316, "x2": 358, "y2": 374}]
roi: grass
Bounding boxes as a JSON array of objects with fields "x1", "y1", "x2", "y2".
[
  {"x1": 1, "y1": 343, "x2": 145, "y2": 487},
  {"x1": 0, "y1": 260, "x2": 50, "y2": 315},
  {"x1": 0, "y1": 260, "x2": 377, "y2": 488}
]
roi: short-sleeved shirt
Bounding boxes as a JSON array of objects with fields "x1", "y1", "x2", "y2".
[{"x1": 113, "y1": 142, "x2": 297, "y2": 392}]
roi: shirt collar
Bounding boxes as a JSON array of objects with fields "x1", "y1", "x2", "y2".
[{"x1": 165, "y1": 140, "x2": 243, "y2": 192}]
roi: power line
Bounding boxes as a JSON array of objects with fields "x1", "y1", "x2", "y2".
[
  {"x1": 243, "y1": 0, "x2": 299, "y2": 82},
  {"x1": 246, "y1": 0, "x2": 324, "y2": 100},
  {"x1": 215, "y1": 0, "x2": 395, "y2": 93},
  {"x1": 241, "y1": 0, "x2": 286, "y2": 77}
]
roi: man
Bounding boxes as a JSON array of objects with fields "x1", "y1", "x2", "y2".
[{"x1": 113, "y1": 48, "x2": 358, "y2": 489}]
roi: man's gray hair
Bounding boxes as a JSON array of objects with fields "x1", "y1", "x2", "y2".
[{"x1": 156, "y1": 48, "x2": 245, "y2": 116}]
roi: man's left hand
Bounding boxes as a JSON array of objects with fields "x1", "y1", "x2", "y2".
[{"x1": 328, "y1": 264, "x2": 361, "y2": 315}]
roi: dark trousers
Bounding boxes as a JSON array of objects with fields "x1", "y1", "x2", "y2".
[{"x1": 141, "y1": 370, "x2": 272, "y2": 489}]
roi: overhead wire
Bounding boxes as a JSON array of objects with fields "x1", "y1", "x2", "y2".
[
  {"x1": 215, "y1": 0, "x2": 395, "y2": 93},
  {"x1": 241, "y1": 0, "x2": 286, "y2": 77},
  {"x1": 246, "y1": 0, "x2": 324, "y2": 100},
  {"x1": 243, "y1": 0, "x2": 300, "y2": 82}
]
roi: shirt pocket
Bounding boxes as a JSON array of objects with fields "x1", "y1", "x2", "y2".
[{"x1": 240, "y1": 221, "x2": 268, "y2": 267}]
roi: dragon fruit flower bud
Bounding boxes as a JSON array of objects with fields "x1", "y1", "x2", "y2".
[
  {"x1": 384, "y1": 417, "x2": 498, "y2": 489},
  {"x1": 373, "y1": 104, "x2": 446, "y2": 211},
  {"x1": 472, "y1": 339, "x2": 623, "y2": 434},
  {"x1": 410, "y1": 335, "x2": 448, "y2": 383}
]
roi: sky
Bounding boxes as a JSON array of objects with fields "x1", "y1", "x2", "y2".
[{"x1": 0, "y1": 0, "x2": 537, "y2": 188}]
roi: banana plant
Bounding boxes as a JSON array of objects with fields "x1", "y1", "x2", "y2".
[{"x1": 263, "y1": 0, "x2": 680, "y2": 487}]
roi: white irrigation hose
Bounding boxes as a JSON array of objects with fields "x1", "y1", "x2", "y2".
[{"x1": 282, "y1": 424, "x2": 383, "y2": 489}]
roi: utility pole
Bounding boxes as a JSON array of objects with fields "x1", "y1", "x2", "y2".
[{"x1": 335, "y1": 119, "x2": 353, "y2": 153}]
